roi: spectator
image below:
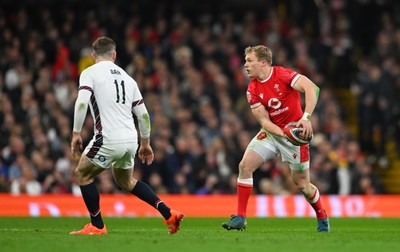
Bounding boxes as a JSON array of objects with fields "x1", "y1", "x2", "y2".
[
  {"x1": 351, "y1": 158, "x2": 384, "y2": 194},
  {"x1": 0, "y1": 0, "x2": 397, "y2": 196}
]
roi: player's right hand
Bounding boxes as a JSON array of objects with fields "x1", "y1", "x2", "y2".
[{"x1": 296, "y1": 119, "x2": 313, "y2": 139}]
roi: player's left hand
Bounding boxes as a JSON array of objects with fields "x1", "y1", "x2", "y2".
[
  {"x1": 138, "y1": 145, "x2": 154, "y2": 165},
  {"x1": 296, "y1": 119, "x2": 313, "y2": 139},
  {"x1": 71, "y1": 132, "x2": 83, "y2": 159}
]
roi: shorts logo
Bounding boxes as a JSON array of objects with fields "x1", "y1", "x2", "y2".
[
  {"x1": 99, "y1": 155, "x2": 106, "y2": 162},
  {"x1": 257, "y1": 132, "x2": 267, "y2": 140}
]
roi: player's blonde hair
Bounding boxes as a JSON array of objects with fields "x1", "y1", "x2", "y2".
[
  {"x1": 244, "y1": 45, "x2": 272, "y2": 65},
  {"x1": 92, "y1": 36, "x2": 116, "y2": 57}
]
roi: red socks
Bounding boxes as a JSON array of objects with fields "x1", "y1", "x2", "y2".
[
  {"x1": 237, "y1": 180, "x2": 253, "y2": 218},
  {"x1": 236, "y1": 179, "x2": 326, "y2": 219},
  {"x1": 309, "y1": 189, "x2": 327, "y2": 219}
]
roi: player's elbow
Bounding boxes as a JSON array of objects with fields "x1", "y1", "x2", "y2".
[
  {"x1": 138, "y1": 112, "x2": 150, "y2": 125},
  {"x1": 78, "y1": 102, "x2": 87, "y2": 110},
  {"x1": 313, "y1": 85, "x2": 320, "y2": 97},
  {"x1": 75, "y1": 101, "x2": 88, "y2": 112}
]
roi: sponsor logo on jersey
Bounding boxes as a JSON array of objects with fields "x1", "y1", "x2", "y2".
[
  {"x1": 268, "y1": 97, "x2": 289, "y2": 116},
  {"x1": 270, "y1": 106, "x2": 289, "y2": 116},
  {"x1": 268, "y1": 98, "x2": 281, "y2": 109}
]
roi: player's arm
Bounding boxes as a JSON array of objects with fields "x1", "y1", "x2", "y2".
[
  {"x1": 132, "y1": 102, "x2": 154, "y2": 165},
  {"x1": 132, "y1": 102, "x2": 151, "y2": 140},
  {"x1": 71, "y1": 89, "x2": 91, "y2": 158},
  {"x1": 292, "y1": 75, "x2": 320, "y2": 138},
  {"x1": 251, "y1": 105, "x2": 285, "y2": 137}
]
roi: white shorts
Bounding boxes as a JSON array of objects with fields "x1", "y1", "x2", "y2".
[
  {"x1": 84, "y1": 139, "x2": 138, "y2": 169},
  {"x1": 247, "y1": 129, "x2": 310, "y2": 170}
]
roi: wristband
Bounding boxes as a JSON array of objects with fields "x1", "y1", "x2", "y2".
[{"x1": 302, "y1": 112, "x2": 311, "y2": 121}]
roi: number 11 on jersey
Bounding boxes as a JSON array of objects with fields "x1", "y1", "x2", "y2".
[{"x1": 114, "y1": 79, "x2": 125, "y2": 104}]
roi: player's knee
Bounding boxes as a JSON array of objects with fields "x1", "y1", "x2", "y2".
[
  {"x1": 115, "y1": 178, "x2": 136, "y2": 192},
  {"x1": 76, "y1": 168, "x2": 93, "y2": 184},
  {"x1": 74, "y1": 169, "x2": 89, "y2": 185},
  {"x1": 298, "y1": 186, "x2": 308, "y2": 195},
  {"x1": 115, "y1": 180, "x2": 127, "y2": 192},
  {"x1": 297, "y1": 183, "x2": 312, "y2": 198},
  {"x1": 74, "y1": 168, "x2": 83, "y2": 180},
  {"x1": 239, "y1": 160, "x2": 252, "y2": 174}
]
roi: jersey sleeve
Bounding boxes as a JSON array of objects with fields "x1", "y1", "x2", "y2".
[
  {"x1": 131, "y1": 80, "x2": 151, "y2": 138},
  {"x1": 73, "y1": 90, "x2": 91, "y2": 133},
  {"x1": 78, "y1": 69, "x2": 94, "y2": 89},
  {"x1": 73, "y1": 69, "x2": 93, "y2": 133},
  {"x1": 246, "y1": 80, "x2": 261, "y2": 109},
  {"x1": 277, "y1": 67, "x2": 301, "y2": 87}
]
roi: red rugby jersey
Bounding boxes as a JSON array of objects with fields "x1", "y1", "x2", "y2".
[{"x1": 246, "y1": 66, "x2": 303, "y2": 128}]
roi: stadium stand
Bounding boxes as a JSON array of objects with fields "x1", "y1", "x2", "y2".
[{"x1": 0, "y1": 0, "x2": 399, "y2": 195}]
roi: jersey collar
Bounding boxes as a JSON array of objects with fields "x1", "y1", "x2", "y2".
[{"x1": 259, "y1": 66, "x2": 273, "y2": 83}]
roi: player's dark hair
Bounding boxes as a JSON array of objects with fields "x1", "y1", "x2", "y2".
[
  {"x1": 92, "y1": 36, "x2": 116, "y2": 57},
  {"x1": 244, "y1": 45, "x2": 272, "y2": 65}
]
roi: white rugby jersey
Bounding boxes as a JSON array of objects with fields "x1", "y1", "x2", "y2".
[{"x1": 77, "y1": 61, "x2": 144, "y2": 144}]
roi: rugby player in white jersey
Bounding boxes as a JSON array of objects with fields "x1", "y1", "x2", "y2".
[{"x1": 69, "y1": 36, "x2": 183, "y2": 235}]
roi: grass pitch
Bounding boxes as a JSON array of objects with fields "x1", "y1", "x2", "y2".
[{"x1": 0, "y1": 217, "x2": 399, "y2": 252}]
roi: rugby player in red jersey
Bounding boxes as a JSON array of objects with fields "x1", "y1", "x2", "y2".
[{"x1": 222, "y1": 45, "x2": 329, "y2": 232}]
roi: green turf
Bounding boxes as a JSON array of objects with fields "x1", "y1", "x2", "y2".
[{"x1": 0, "y1": 217, "x2": 399, "y2": 252}]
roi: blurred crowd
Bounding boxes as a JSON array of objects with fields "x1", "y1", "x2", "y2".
[{"x1": 1, "y1": 0, "x2": 398, "y2": 196}]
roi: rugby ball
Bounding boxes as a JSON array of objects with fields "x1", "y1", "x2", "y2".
[{"x1": 283, "y1": 122, "x2": 313, "y2": 146}]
